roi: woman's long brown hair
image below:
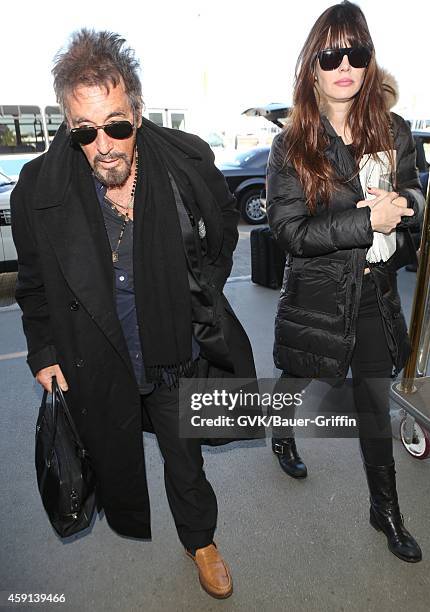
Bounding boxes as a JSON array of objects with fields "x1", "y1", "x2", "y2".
[{"x1": 282, "y1": 1, "x2": 395, "y2": 213}]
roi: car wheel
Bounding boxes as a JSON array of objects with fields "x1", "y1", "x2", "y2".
[
  {"x1": 399, "y1": 417, "x2": 430, "y2": 460},
  {"x1": 239, "y1": 187, "x2": 267, "y2": 225}
]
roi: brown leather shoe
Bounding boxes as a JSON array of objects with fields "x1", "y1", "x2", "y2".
[{"x1": 186, "y1": 543, "x2": 233, "y2": 599}]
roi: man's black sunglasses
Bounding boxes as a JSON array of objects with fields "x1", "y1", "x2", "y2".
[
  {"x1": 317, "y1": 46, "x2": 372, "y2": 71},
  {"x1": 70, "y1": 120, "x2": 134, "y2": 145}
]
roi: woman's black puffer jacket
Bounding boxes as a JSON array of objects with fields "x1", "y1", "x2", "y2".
[{"x1": 267, "y1": 113, "x2": 425, "y2": 380}]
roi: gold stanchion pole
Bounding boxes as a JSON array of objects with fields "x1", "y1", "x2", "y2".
[{"x1": 400, "y1": 181, "x2": 430, "y2": 393}]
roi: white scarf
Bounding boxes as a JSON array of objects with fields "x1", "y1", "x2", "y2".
[{"x1": 358, "y1": 151, "x2": 397, "y2": 263}]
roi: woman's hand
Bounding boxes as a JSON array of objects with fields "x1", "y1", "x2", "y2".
[
  {"x1": 356, "y1": 188, "x2": 413, "y2": 233},
  {"x1": 358, "y1": 188, "x2": 407, "y2": 209},
  {"x1": 392, "y1": 195, "x2": 408, "y2": 208},
  {"x1": 356, "y1": 187, "x2": 392, "y2": 209},
  {"x1": 368, "y1": 189, "x2": 414, "y2": 233},
  {"x1": 356, "y1": 199, "x2": 374, "y2": 208},
  {"x1": 368, "y1": 187, "x2": 408, "y2": 209}
]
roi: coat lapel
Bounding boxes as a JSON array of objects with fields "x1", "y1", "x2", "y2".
[{"x1": 33, "y1": 139, "x2": 134, "y2": 376}]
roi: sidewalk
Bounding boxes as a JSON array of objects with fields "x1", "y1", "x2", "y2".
[{"x1": 0, "y1": 271, "x2": 429, "y2": 612}]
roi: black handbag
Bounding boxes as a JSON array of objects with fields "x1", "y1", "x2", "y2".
[
  {"x1": 35, "y1": 377, "x2": 96, "y2": 537},
  {"x1": 392, "y1": 228, "x2": 419, "y2": 270}
]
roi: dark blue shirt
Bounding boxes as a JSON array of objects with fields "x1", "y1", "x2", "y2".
[
  {"x1": 94, "y1": 177, "x2": 154, "y2": 394},
  {"x1": 93, "y1": 176, "x2": 199, "y2": 393}
]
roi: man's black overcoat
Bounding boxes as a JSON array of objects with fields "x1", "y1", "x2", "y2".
[{"x1": 11, "y1": 119, "x2": 256, "y2": 538}]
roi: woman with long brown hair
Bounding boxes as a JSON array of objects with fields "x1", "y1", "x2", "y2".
[{"x1": 267, "y1": 1, "x2": 424, "y2": 562}]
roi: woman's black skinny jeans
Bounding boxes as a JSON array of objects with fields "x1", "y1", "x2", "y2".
[{"x1": 350, "y1": 272, "x2": 394, "y2": 466}]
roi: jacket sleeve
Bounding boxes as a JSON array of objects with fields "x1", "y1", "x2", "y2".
[
  {"x1": 392, "y1": 113, "x2": 426, "y2": 230},
  {"x1": 10, "y1": 165, "x2": 57, "y2": 376},
  {"x1": 266, "y1": 134, "x2": 374, "y2": 257},
  {"x1": 197, "y1": 142, "x2": 239, "y2": 291}
]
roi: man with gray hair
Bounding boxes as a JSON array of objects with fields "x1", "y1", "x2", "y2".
[{"x1": 11, "y1": 29, "x2": 256, "y2": 600}]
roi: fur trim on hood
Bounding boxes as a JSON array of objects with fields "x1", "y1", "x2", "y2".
[{"x1": 380, "y1": 68, "x2": 399, "y2": 110}]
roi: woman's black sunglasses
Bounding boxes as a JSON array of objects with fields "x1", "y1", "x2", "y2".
[
  {"x1": 317, "y1": 46, "x2": 372, "y2": 71},
  {"x1": 70, "y1": 120, "x2": 134, "y2": 145}
]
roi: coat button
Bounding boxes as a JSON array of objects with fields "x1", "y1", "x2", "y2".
[
  {"x1": 70, "y1": 300, "x2": 80, "y2": 311},
  {"x1": 81, "y1": 408, "x2": 87, "y2": 415},
  {"x1": 75, "y1": 358, "x2": 84, "y2": 368}
]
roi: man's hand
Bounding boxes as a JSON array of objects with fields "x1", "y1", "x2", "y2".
[{"x1": 36, "y1": 364, "x2": 68, "y2": 393}]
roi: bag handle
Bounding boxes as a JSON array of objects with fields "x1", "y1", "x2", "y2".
[
  {"x1": 40, "y1": 377, "x2": 59, "y2": 450},
  {"x1": 47, "y1": 377, "x2": 89, "y2": 457}
]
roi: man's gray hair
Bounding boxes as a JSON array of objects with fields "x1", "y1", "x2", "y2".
[{"x1": 52, "y1": 29, "x2": 143, "y2": 120}]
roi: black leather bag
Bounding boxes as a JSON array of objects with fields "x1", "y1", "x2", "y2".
[
  {"x1": 392, "y1": 228, "x2": 419, "y2": 270},
  {"x1": 250, "y1": 227, "x2": 286, "y2": 288},
  {"x1": 35, "y1": 377, "x2": 96, "y2": 537}
]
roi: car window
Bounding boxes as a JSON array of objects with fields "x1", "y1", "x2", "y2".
[
  {"x1": 44, "y1": 106, "x2": 63, "y2": 143},
  {"x1": 228, "y1": 149, "x2": 269, "y2": 167},
  {"x1": 0, "y1": 105, "x2": 46, "y2": 154},
  {"x1": 250, "y1": 151, "x2": 270, "y2": 167}
]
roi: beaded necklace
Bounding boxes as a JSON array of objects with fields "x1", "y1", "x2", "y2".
[{"x1": 104, "y1": 149, "x2": 138, "y2": 263}]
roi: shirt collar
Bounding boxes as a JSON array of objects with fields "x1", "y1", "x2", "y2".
[{"x1": 92, "y1": 174, "x2": 107, "y2": 206}]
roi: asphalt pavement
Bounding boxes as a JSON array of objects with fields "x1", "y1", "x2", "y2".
[{"x1": 0, "y1": 226, "x2": 429, "y2": 612}]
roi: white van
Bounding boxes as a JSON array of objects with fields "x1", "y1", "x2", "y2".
[{"x1": 0, "y1": 105, "x2": 63, "y2": 180}]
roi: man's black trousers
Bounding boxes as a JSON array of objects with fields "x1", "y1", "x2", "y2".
[{"x1": 140, "y1": 381, "x2": 217, "y2": 551}]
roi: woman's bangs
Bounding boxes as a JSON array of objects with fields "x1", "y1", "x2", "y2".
[{"x1": 323, "y1": 23, "x2": 368, "y2": 50}]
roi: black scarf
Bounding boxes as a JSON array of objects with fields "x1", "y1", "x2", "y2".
[{"x1": 133, "y1": 127, "x2": 196, "y2": 385}]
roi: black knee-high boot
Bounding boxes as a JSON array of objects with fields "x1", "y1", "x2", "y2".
[
  {"x1": 364, "y1": 462, "x2": 422, "y2": 563},
  {"x1": 272, "y1": 438, "x2": 308, "y2": 479}
]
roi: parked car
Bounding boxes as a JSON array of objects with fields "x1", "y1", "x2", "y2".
[
  {"x1": 217, "y1": 105, "x2": 288, "y2": 225},
  {"x1": 218, "y1": 147, "x2": 269, "y2": 224},
  {"x1": 0, "y1": 170, "x2": 17, "y2": 272}
]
